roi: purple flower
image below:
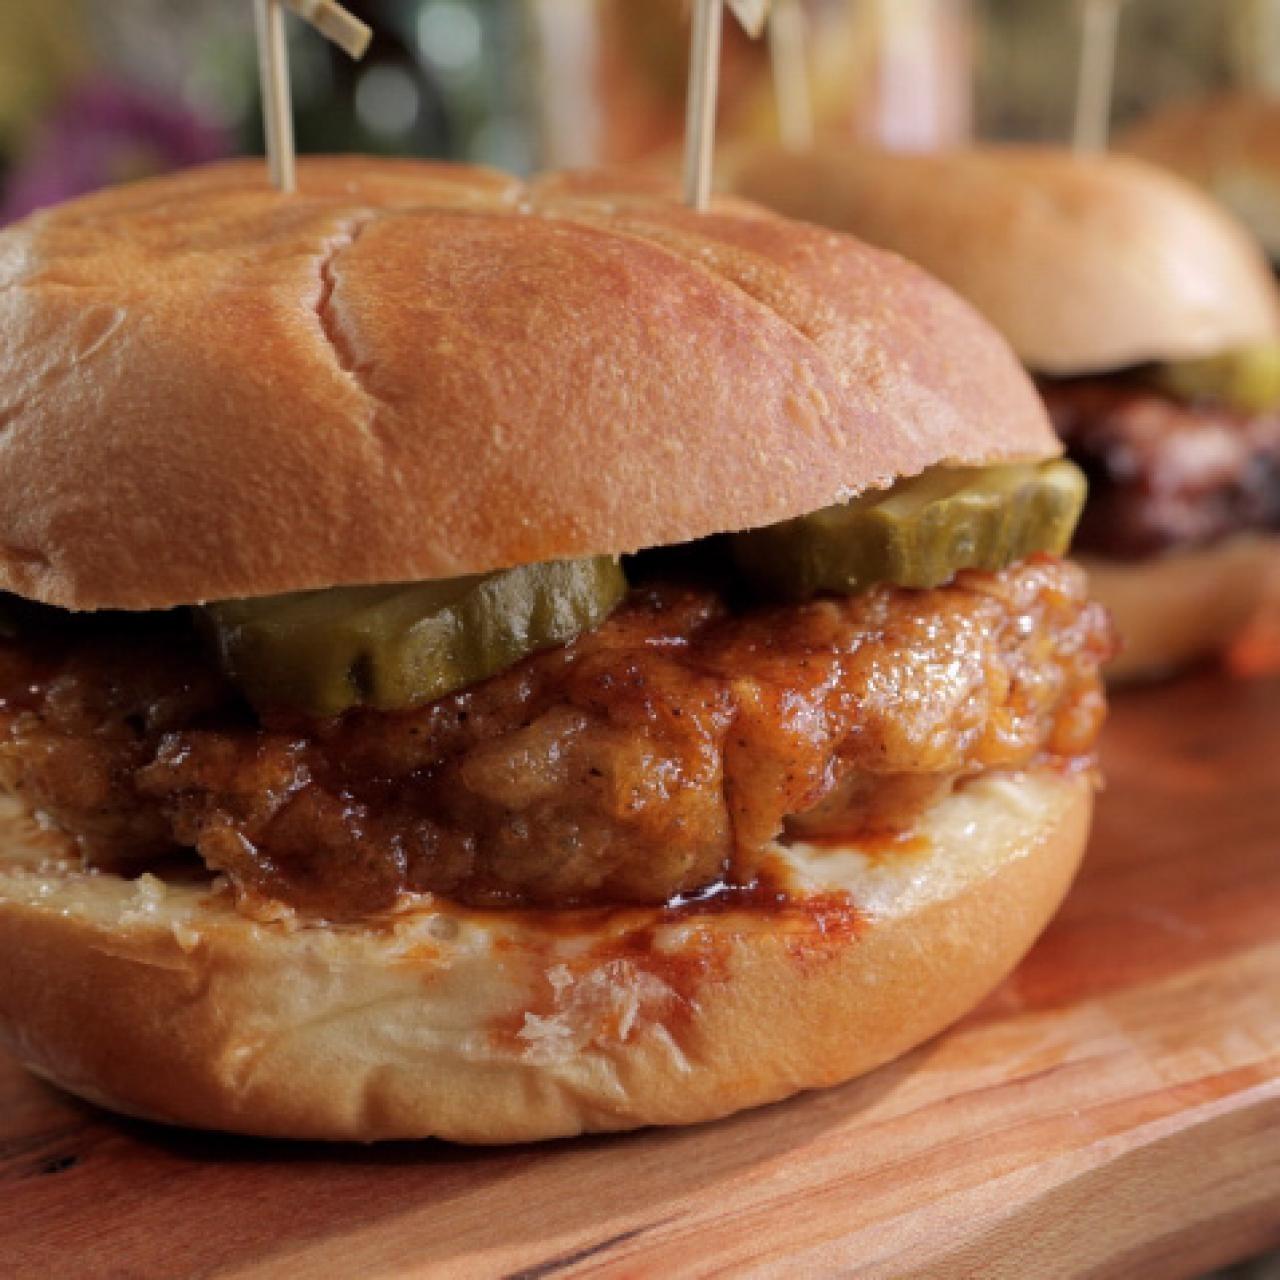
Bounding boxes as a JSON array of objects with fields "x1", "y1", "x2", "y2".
[{"x1": 3, "y1": 78, "x2": 230, "y2": 222}]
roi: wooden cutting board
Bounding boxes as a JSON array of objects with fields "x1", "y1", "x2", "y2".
[{"x1": 2, "y1": 671, "x2": 1278, "y2": 1279}]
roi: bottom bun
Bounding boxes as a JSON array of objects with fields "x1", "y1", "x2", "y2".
[
  {"x1": 0, "y1": 771, "x2": 1092, "y2": 1144},
  {"x1": 1083, "y1": 536, "x2": 1276, "y2": 684}
]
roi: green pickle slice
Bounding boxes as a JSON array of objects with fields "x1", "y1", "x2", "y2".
[
  {"x1": 1155, "y1": 342, "x2": 1280, "y2": 414},
  {"x1": 205, "y1": 557, "x2": 628, "y2": 717},
  {"x1": 730, "y1": 460, "x2": 1087, "y2": 601}
]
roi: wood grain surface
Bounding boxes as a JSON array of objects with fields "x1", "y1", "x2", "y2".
[{"x1": 1, "y1": 671, "x2": 1278, "y2": 1279}]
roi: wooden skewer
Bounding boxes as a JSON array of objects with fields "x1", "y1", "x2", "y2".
[
  {"x1": 684, "y1": 0, "x2": 773, "y2": 211},
  {"x1": 254, "y1": 0, "x2": 296, "y2": 193},
  {"x1": 282, "y1": 0, "x2": 372, "y2": 61},
  {"x1": 768, "y1": 0, "x2": 814, "y2": 151},
  {"x1": 726, "y1": 0, "x2": 771, "y2": 40},
  {"x1": 1073, "y1": 0, "x2": 1122, "y2": 154},
  {"x1": 253, "y1": 0, "x2": 372, "y2": 194},
  {"x1": 683, "y1": 0, "x2": 725, "y2": 211}
]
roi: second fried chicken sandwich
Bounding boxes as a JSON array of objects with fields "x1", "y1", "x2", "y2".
[{"x1": 731, "y1": 145, "x2": 1280, "y2": 679}]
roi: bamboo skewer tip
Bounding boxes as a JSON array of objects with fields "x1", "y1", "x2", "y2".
[
  {"x1": 684, "y1": 0, "x2": 773, "y2": 211},
  {"x1": 254, "y1": 0, "x2": 372, "y2": 195}
]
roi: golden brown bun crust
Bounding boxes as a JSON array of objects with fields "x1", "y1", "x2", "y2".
[
  {"x1": 0, "y1": 157, "x2": 1055, "y2": 611},
  {"x1": 1119, "y1": 93, "x2": 1280, "y2": 260},
  {"x1": 1084, "y1": 536, "x2": 1276, "y2": 683},
  {"x1": 726, "y1": 144, "x2": 1280, "y2": 375},
  {"x1": 0, "y1": 771, "x2": 1091, "y2": 1143}
]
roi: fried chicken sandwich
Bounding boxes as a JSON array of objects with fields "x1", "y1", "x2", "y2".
[{"x1": 0, "y1": 159, "x2": 1112, "y2": 1141}]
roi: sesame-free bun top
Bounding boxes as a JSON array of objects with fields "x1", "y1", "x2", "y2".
[
  {"x1": 727, "y1": 144, "x2": 1280, "y2": 376},
  {"x1": 0, "y1": 157, "x2": 1056, "y2": 612},
  {"x1": 1119, "y1": 93, "x2": 1280, "y2": 260}
]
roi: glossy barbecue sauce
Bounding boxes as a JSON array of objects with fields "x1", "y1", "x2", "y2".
[{"x1": 478, "y1": 857, "x2": 868, "y2": 1052}]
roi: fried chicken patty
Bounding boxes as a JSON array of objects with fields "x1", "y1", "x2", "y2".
[
  {"x1": 1041, "y1": 375, "x2": 1280, "y2": 559},
  {"x1": 0, "y1": 559, "x2": 1111, "y2": 916}
]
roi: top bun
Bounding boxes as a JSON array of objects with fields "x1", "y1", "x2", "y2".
[
  {"x1": 727, "y1": 144, "x2": 1280, "y2": 376},
  {"x1": 1119, "y1": 93, "x2": 1280, "y2": 260},
  {"x1": 0, "y1": 157, "x2": 1054, "y2": 612}
]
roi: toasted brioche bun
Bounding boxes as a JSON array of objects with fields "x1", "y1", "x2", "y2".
[
  {"x1": 1119, "y1": 94, "x2": 1280, "y2": 261},
  {"x1": 1084, "y1": 536, "x2": 1276, "y2": 682},
  {"x1": 725, "y1": 145, "x2": 1280, "y2": 375},
  {"x1": 0, "y1": 771, "x2": 1090, "y2": 1143},
  {"x1": 0, "y1": 157, "x2": 1056, "y2": 612}
]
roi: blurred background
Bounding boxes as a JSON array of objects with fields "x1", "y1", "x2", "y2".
[{"x1": 2, "y1": 0, "x2": 1277, "y2": 221}]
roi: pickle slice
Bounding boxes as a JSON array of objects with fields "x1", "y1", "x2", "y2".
[
  {"x1": 1155, "y1": 343, "x2": 1280, "y2": 414},
  {"x1": 205, "y1": 557, "x2": 628, "y2": 717},
  {"x1": 730, "y1": 460, "x2": 1086, "y2": 600}
]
